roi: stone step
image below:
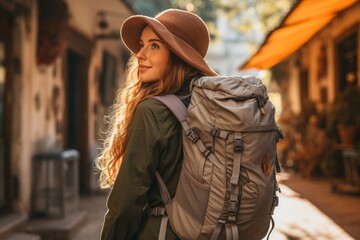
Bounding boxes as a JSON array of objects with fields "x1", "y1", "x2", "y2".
[
  {"x1": 26, "y1": 210, "x2": 87, "y2": 240},
  {"x1": 5, "y1": 233, "x2": 41, "y2": 240},
  {"x1": 0, "y1": 214, "x2": 28, "y2": 239}
]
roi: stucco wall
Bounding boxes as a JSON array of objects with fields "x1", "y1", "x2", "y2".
[{"x1": 10, "y1": 0, "x2": 132, "y2": 214}]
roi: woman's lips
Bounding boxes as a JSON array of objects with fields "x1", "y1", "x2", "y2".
[{"x1": 138, "y1": 64, "x2": 150, "y2": 71}]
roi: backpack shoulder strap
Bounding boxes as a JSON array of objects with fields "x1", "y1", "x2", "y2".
[
  {"x1": 152, "y1": 95, "x2": 225, "y2": 172},
  {"x1": 151, "y1": 95, "x2": 187, "y2": 122},
  {"x1": 151, "y1": 94, "x2": 185, "y2": 204},
  {"x1": 155, "y1": 171, "x2": 171, "y2": 204},
  {"x1": 151, "y1": 95, "x2": 187, "y2": 240}
]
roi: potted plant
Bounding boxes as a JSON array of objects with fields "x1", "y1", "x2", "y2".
[{"x1": 328, "y1": 87, "x2": 360, "y2": 145}]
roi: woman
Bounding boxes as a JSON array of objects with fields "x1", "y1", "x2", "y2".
[{"x1": 96, "y1": 9, "x2": 217, "y2": 239}]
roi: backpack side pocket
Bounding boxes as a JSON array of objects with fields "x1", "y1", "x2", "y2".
[{"x1": 167, "y1": 166, "x2": 210, "y2": 240}]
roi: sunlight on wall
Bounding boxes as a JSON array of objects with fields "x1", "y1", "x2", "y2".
[{"x1": 269, "y1": 92, "x2": 282, "y2": 122}]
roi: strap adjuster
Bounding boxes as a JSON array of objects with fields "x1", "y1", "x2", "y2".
[
  {"x1": 186, "y1": 128, "x2": 199, "y2": 143},
  {"x1": 234, "y1": 138, "x2": 244, "y2": 152},
  {"x1": 203, "y1": 148, "x2": 211, "y2": 157},
  {"x1": 211, "y1": 128, "x2": 220, "y2": 137},
  {"x1": 228, "y1": 200, "x2": 239, "y2": 213},
  {"x1": 147, "y1": 207, "x2": 166, "y2": 216}
]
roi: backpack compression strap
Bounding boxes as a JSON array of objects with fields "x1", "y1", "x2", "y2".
[
  {"x1": 152, "y1": 95, "x2": 224, "y2": 171},
  {"x1": 155, "y1": 172, "x2": 170, "y2": 240}
]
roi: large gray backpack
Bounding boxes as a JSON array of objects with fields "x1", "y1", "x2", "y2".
[{"x1": 151, "y1": 75, "x2": 284, "y2": 240}]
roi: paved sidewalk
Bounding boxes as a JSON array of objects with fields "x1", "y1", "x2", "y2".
[
  {"x1": 279, "y1": 173, "x2": 360, "y2": 240},
  {"x1": 73, "y1": 173, "x2": 360, "y2": 240},
  {"x1": 72, "y1": 191, "x2": 109, "y2": 240},
  {"x1": 271, "y1": 183, "x2": 355, "y2": 239}
]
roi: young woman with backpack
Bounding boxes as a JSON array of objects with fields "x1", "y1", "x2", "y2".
[{"x1": 95, "y1": 9, "x2": 217, "y2": 240}]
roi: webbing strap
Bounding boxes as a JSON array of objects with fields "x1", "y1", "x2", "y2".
[
  {"x1": 231, "y1": 133, "x2": 242, "y2": 185},
  {"x1": 228, "y1": 185, "x2": 240, "y2": 223},
  {"x1": 182, "y1": 121, "x2": 225, "y2": 172},
  {"x1": 212, "y1": 125, "x2": 278, "y2": 135},
  {"x1": 151, "y1": 95, "x2": 187, "y2": 122},
  {"x1": 158, "y1": 215, "x2": 169, "y2": 240},
  {"x1": 196, "y1": 139, "x2": 224, "y2": 171},
  {"x1": 147, "y1": 207, "x2": 166, "y2": 216},
  {"x1": 152, "y1": 95, "x2": 224, "y2": 172},
  {"x1": 210, "y1": 220, "x2": 225, "y2": 240},
  {"x1": 231, "y1": 224, "x2": 238, "y2": 240},
  {"x1": 225, "y1": 225, "x2": 232, "y2": 240},
  {"x1": 210, "y1": 128, "x2": 230, "y2": 139},
  {"x1": 211, "y1": 222, "x2": 241, "y2": 240},
  {"x1": 155, "y1": 171, "x2": 171, "y2": 204},
  {"x1": 223, "y1": 132, "x2": 242, "y2": 240}
]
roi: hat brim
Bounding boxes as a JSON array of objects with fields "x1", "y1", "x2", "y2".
[{"x1": 120, "y1": 15, "x2": 217, "y2": 76}]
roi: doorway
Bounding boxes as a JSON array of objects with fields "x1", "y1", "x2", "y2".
[
  {"x1": 0, "y1": 9, "x2": 12, "y2": 215},
  {"x1": 337, "y1": 31, "x2": 358, "y2": 90},
  {"x1": 65, "y1": 29, "x2": 92, "y2": 195}
]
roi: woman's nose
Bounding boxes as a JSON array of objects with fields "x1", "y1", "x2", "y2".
[{"x1": 136, "y1": 48, "x2": 146, "y2": 60}]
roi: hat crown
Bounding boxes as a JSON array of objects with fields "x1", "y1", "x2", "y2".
[
  {"x1": 120, "y1": 8, "x2": 217, "y2": 76},
  {"x1": 155, "y1": 9, "x2": 209, "y2": 57}
]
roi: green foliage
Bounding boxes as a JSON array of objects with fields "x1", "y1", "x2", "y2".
[
  {"x1": 127, "y1": 0, "x2": 294, "y2": 43},
  {"x1": 255, "y1": 0, "x2": 295, "y2": 32},
  {"x1": 126, "y1": 0, "x2": 172, "y2": 17},
  {"x1": 127, "y1": 0, "x2": 218, "y2": 39},
  {"x1": 217, "y1": 0, "x2": 294, "y2": 36}
]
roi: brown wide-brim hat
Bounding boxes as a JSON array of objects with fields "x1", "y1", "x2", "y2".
[{"x1": 120, "y1": 9, "x2": 218, "y2": 76}]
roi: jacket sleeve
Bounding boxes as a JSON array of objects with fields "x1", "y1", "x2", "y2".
[{"x1": 100, "y1": 101, "x2": 162, "y2": 240}]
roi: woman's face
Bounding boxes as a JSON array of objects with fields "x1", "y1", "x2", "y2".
[{"x1": 136, "y1": 26, "x2": 171, "y2": 83}]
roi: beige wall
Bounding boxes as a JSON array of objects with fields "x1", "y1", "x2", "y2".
[{"x1": 9, "y1": 0, "x2": 132, "y2": 214}]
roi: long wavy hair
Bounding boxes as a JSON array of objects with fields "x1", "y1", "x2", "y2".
[{"x1": 96, "y1": 52, "x2": 201, "y2": 188}]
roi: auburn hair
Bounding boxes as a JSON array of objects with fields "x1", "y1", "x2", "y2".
[{"x1": 95, "y1": 53, "x2": 201, "y2": 188}]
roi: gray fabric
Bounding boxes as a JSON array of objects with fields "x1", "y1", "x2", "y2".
[{"x1": 152, "y1": 75, "x2": 282, "y2": 240}]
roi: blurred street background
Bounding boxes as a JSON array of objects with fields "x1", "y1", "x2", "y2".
[
  {"x1": 1, "y1": 0, "x2": 360, "y2": 239},
  {"x1": 70, "y1": 172, "x2": 360, "y2": 240}
]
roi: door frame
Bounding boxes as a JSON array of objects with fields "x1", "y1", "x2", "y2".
[
  {"x1": 0, "y1": 7, "x2": 13, "y2": 215},
  {"x1": 63, "y1": 28, "x2": 92, "y2": 195}
]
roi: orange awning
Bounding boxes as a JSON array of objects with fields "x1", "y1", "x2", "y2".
[{"x1": 240, "y1": 0, "x2": 358, "y2": 70}]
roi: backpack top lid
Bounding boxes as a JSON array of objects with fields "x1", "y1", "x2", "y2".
[{"x1": 193, "y1": 75, "x2": 269, "y2": 100}]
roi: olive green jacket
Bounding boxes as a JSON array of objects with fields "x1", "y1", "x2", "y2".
[{"x1": 100, "y1": 98, "x2": 184, "y2": 240}]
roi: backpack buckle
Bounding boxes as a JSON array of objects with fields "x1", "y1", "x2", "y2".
[
  {"x1": 186, "y1": 128, "x2": 199, "y2": 143},
  {"x1": 227, "y1": 200, "x2": 239, "y2": 222},
  {"x1": 147, "y1": 207, "x2": 166, "y2": 216},
  {"x1": 228, "y1": 200, "x2": 239, "y2": 212},
  {"x1": 234, "y1": 138, "x2": 244, "y2": 152},
  {"x1": 211, "y1": 128, "x2": 220, "y2": 137}
]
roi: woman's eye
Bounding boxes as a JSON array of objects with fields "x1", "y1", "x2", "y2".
[{"x1": 151, "y1": 43, "x2": 160, "y2": 49}]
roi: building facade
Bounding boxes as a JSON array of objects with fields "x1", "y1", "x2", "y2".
[{"x1": 0, "y1": 0, "x2": 133, "y2": 237}]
